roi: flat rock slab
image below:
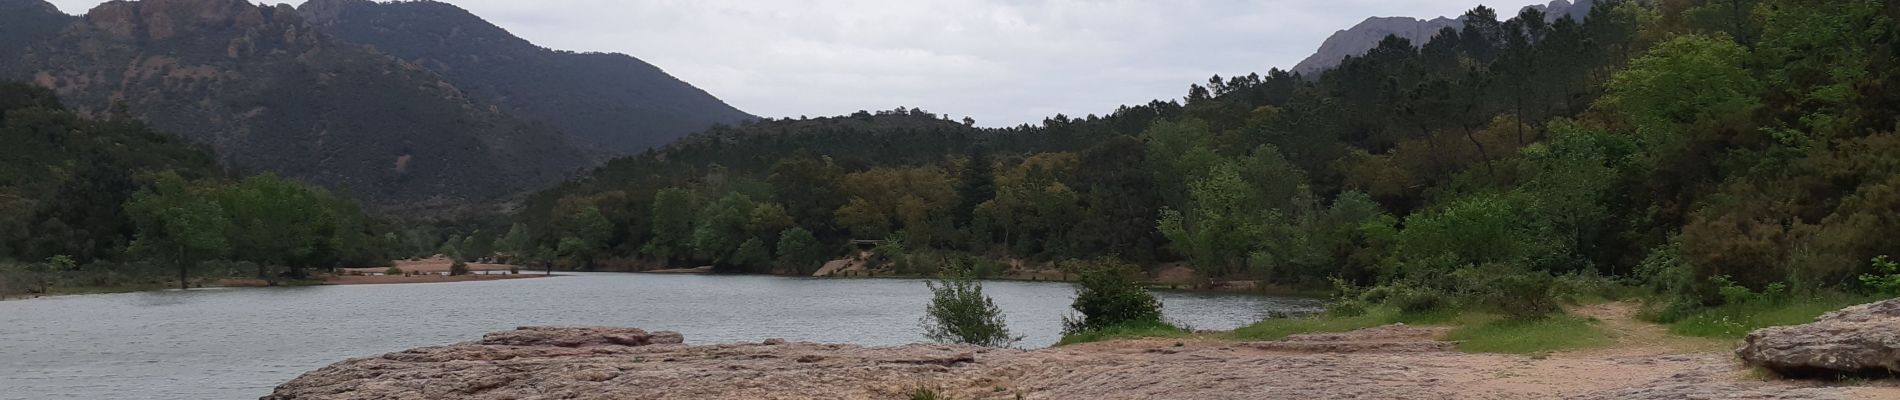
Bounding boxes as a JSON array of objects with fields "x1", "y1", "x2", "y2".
[{"x1": 265, "y1": 326, "x2": 1870, "y2": 400}]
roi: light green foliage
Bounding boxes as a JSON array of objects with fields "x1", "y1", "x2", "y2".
[
  {"x1": 125, "y1": 173, "x2": 232, "y2": 289},
  {"x1": 1861, "y1": 256, "x2": 1900, "y2": 295},
  {"x1": 1602, "y1": 34, "x2": 1759, "y2": 140},
  {"x1": 1159, "y1": 162, "x2": 1270, "y2": 277},
  {"x1": 1062, "y1": 259, "x2": 1166, "y2": 335},
  {"x1": 920, "y1": 267, "x2": 1019, "y2": 347},
  {"x1": 1397, "y1": 193, "x2": 1545, "y2": 273},
  {"x1": 218, "y1": 173, "x2": 345, "y2": 279},
  {"x1": 642, "y1": 188, "x2": 695, "y2": 263},
  {"x1": 1053, "y1": 320, "x2": 1187, "y2": 346},
  {"x1": 497, "y1": 223, "x2": 532, "y2": 261}
]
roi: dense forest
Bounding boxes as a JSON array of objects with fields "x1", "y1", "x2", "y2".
[
  {"x1": 502, "y1": 0, "x2": 1900, "y2": 314},
  {"x1": 0, "y1": 83, "x2": 387, "y2": 293}
]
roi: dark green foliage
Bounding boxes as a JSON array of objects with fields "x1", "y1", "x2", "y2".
[
  {"x1": 920, "y1": 267, "x2": 1019, "y2": 347},
  {"x1": 774, "y1": 228, "x2": 829, "y2": 274},
  {"x1": 1062, "y1": 260, "x2": 1166, "y2": 334},
  {"x1": 488, "y1": 0, "x2": 1895, "y2": 318}
]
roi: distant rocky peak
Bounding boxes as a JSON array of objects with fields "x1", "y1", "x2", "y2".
[{"x1": 1289, "y1": 0, "x2": 1597, "y2": 76}]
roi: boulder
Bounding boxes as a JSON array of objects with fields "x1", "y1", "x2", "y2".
[{"x1": 1737, "y1": 298, "x2": 1900, "y2": 377}]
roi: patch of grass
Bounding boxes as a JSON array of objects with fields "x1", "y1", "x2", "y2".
[
  {"x1": 1054, "y1": 320, "x2": 1189, "y2": 346},
  {"x1": 1446, "y1": 315, "x2": 1614, "y2": 354},
  {"x1": 1229, "y1": 307, "x2": 1403, "y2": 340},
  {"x1": 1668, "y1": 295, "x2": 1880, "y2": 339},
  {"x1": 906, "y1": 386, "x2": 949, "y2": 400}
]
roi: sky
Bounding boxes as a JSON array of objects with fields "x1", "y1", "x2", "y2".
[{"x1": 45, "y1": 0, "x2": 1490, "y2": 127}]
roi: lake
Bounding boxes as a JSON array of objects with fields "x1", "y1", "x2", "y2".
[{"x1": 0, "y1": 273, "x2": 1321, "y2": 400}]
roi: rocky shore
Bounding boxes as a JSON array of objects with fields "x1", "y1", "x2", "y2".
[{"x1": 263, "y1": 305, "x2": 1900, "y2": 400}]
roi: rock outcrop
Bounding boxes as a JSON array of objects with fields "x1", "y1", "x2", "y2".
[
  {"x1": 1290, "y1": 0, "x2": 1598, "y2": 76},
  {"x1": 1738, "y1": 298, "x2": 1900, "y2": 377},
  {"x1": 265, "y1": 325, "x2": 1876, "y2": 400}
]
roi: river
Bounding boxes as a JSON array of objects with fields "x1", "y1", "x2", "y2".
[{"x1": 0, "y1": 272, "x2": 1320, "y2": 400}]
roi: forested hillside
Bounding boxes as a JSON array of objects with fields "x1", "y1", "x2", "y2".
[
  {"x1": 0, "y1": 83, "x2": 386, "y2": 293},
  {"x1": 298, "y1": 0, "x2": 755, "y2": 154},
  {"x1": 513, "y1": 0, "x2": 1900, "y2": 311},
  {"x1": 1, "y1": 0, "x2": 590, "y2": 211}
]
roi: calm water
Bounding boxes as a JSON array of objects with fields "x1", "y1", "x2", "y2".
[{"x1": 0, "y1": 273, "x2": 1319, "y2": 400}]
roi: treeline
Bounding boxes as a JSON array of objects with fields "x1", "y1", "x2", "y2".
[
  {"x1": 0, "y1": 83, "x2": 386, "y2": 293},
  {"x1": 513, "y1": 0, "x2": 1898, "y2": 315}
]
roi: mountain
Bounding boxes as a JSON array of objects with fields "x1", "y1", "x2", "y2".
[
  {"x1": 1, "y1": 0, "x2": 591, "y2": 212},
  {"x1": 297, "y1": 0, "x2": 754, "y2": 154},
  {"x1": 1290, "y1": 0, "x2": 1597, "y2": 76}
]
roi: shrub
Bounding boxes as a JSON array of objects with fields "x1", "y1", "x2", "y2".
[
  {"x1": 1391, "y1": 286, "x2": 1451, "y2": 314},
  {"x1": 1455, "y1": 266, "x2": 1561, "y2": 320},
  {"x1": 1062, "y1": 259, "x2": 1165, "y2": 334},
  {"x1": 920, "y1": 267, "x2": 1019, "y2": 347},
  {"x1": 385, "y1": 267, "x2": 404, "y2": 276},
  {"x1": 449, "y1": 260, "x2": 470, "y2": 276},
  {"x1": 1859, "y1": 256, "x2": 1900, "y2": 296}
]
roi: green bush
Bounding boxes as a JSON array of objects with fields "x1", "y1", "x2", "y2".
[
  {"x1": 1858, "y1": 256, "x2": 1900, "y2": 296},
  {"x1": 449, "y1": 260, "x2": 470, "y2": 276},
  {"x1": 1391, "y1": 286, "x2": 1451, "y2": 314},
  {"x1": 1455, "y1": 266, "x2": 1561, "y2": 320},
  {"x1": 1062, "y1": 259, "x2": 1165, "y2": 335},
  {"x1": 919, "y1": 267, "x2": 1019, "y2": 347},
  {"x1": 385, "y1": 267, "x2": 404, "y2": 276}
]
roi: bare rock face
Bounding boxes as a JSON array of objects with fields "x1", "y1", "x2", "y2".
[
  {"x1": 1738, "y1": 298, "x2": 1900, "y2": 377},
  {"x1": 267, "y1": 325, "x2": 1878, "y2": 400}
]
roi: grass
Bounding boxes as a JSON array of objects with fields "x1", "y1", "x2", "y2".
[
  {"x1": 1446, "y1": 315, "x2": 1614, "y2": 354},
  {"x1": 1054, "y1": 320, "x2": 1191, "y2": 346},
  {"x1": 1667, "y1": 295, "x2": 1882, "y2": 339}
]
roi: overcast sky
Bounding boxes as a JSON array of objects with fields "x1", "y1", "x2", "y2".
[{"x1": 46, "y1": 0, "x2": 1489, "y2": 126}]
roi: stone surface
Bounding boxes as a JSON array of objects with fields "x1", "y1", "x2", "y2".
[
  {"x1": 1738, "y1": 298, "x2": 1900, "y2": 377},
  {"x1": 264, "y1": 324, "x2": 1883, "y2": 400}
]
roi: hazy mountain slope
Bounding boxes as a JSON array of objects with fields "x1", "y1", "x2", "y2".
[
  {"x1": 1291, "y1": 0, "x2": 1597, "y2": 75},
  {"x1": 298, "y1": 0, "x2": 755, "y2": 155},
  {"x1": 0, "y1": 0, "x2": 590, "y2": 212}
]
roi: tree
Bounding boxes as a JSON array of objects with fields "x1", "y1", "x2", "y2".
[
  {"x1": 497, "y1": 223, "x2": 532, "y2": 262},
  {"x1": 692, "y1": 192, "x2": 756, "y2": 267},
  {"x1": 643, "y1": 188, "x2": 695, "y2": 263},
  {"x1": 1602, "y1": 34, "x2": 1760, "y2": 141},
  {"x1": 125, "y1": 173, "x2": 231, "y2": 290},
  {"x1": 952, "y1": 149, "x2": 995, "y2": 227},
  {"x1": 217, "y1": 174, "x2": 336, "y2": 281},
  {"x1": 559, "y1": 206, "x2": 613, "y2": 269},
  {"x1": 731, "y1": 238, "x2": 771, "y2": 272},
  {"x1": 775, "y1": 227, "x2": 828, "y2": 275},
  {"x1": 920, "y1": 266, "x2": 1018, "y2": 347}
]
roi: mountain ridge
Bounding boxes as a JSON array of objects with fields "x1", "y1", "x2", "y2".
[
  {"x1": 1, "y1": 0, "x2": 592, "y2": 212},
  {"x1": 297, "y1": 0, "x2": 756, "y2": 154}
]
